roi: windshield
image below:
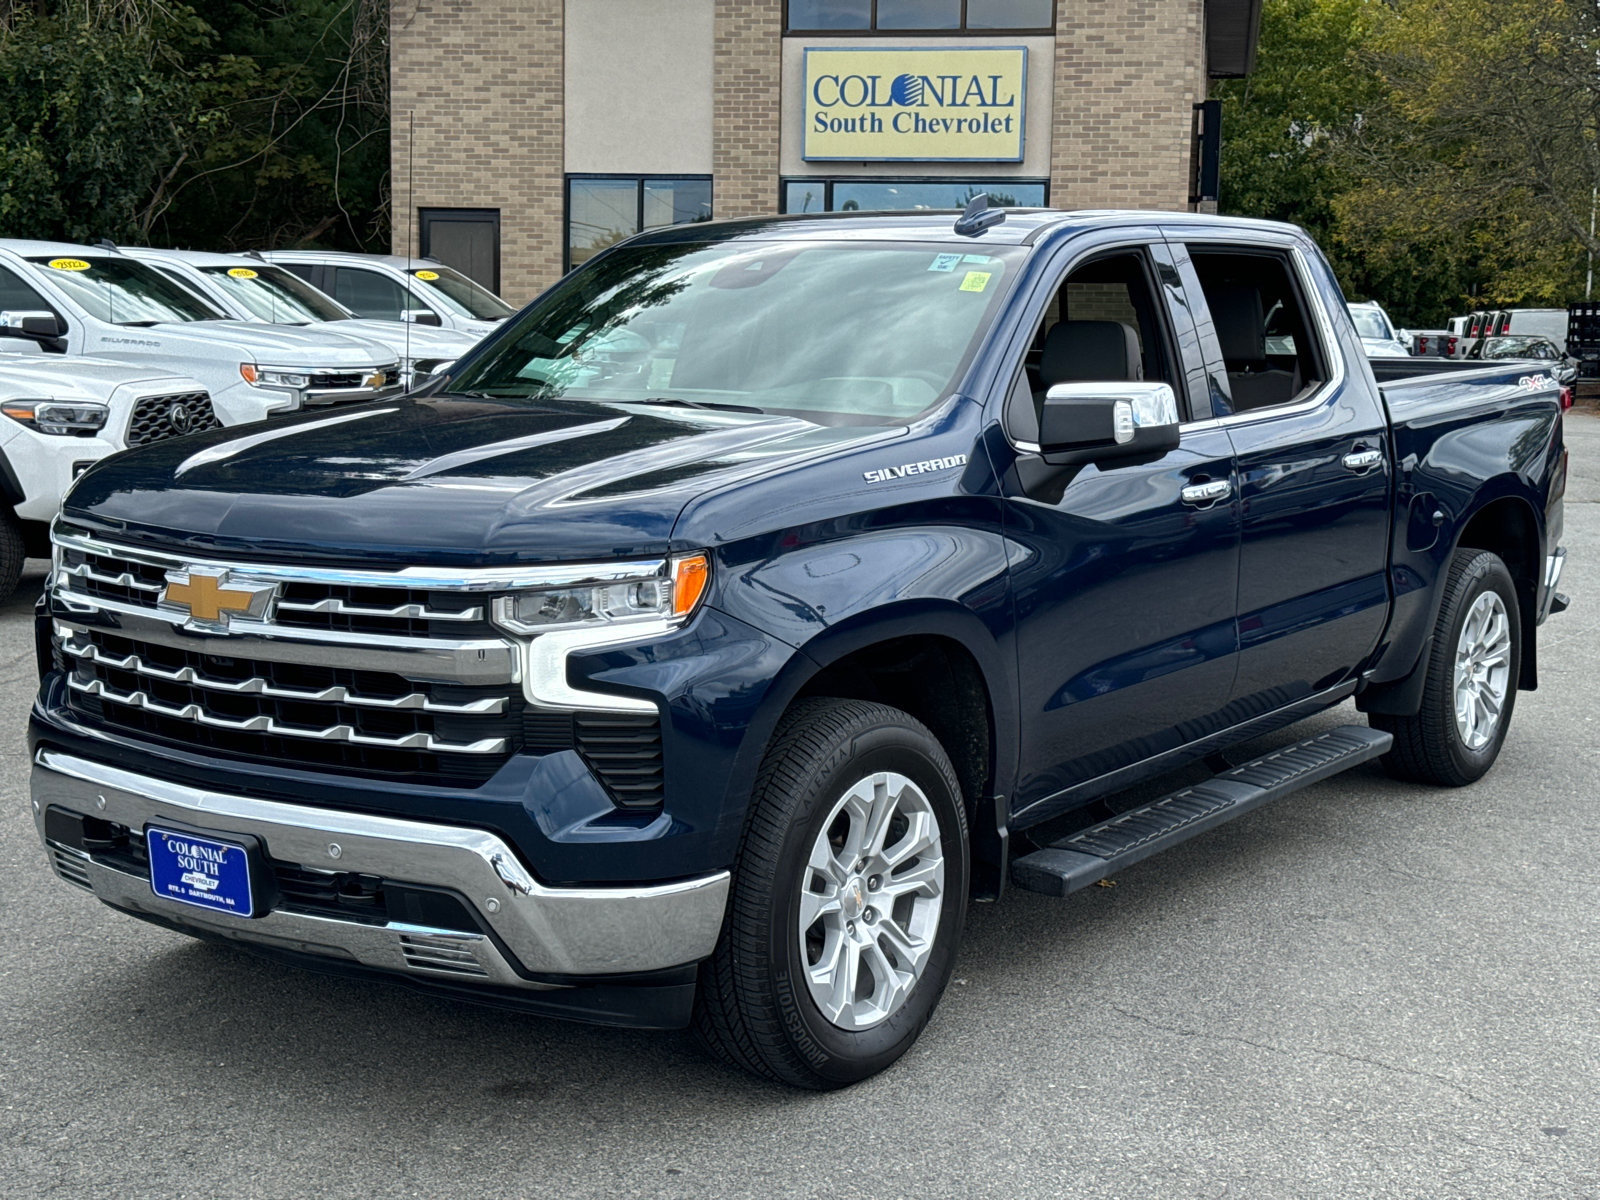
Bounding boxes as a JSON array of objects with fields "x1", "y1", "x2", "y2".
[
  {"x1": 1348, "y1": 308, "x2": 1392, "y2": 340},
  {"x1": 410, "y1": 266, "x2": 514, "y2": 321},
  {"x1": 29, "y1": 256, "x2": 222, "y2": 324},
  {"x1": 447, "y1": 240, "x2": 1023, "y2": 425},
  {"x1": 198, "y1": 263, "x2": 349, "y2": 324}
]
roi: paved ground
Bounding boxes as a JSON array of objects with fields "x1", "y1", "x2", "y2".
[{"x1": 3, "y1": 416, "x2": 1599, "y2": 1200}]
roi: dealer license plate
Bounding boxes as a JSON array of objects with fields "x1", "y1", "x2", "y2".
[{"x1": 146, "y1": 827, "x2": 254, "y2": 918}]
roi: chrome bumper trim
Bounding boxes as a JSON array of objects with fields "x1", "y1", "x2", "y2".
[{"x1": 33, "y1": 749, "x2": 729, "y2": 977}]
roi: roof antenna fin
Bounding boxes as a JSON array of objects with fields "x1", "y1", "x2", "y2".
[{"x1": 953, "y1": 194, "x2": 1005, "y2": 237}]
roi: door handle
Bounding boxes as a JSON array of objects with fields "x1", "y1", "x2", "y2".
[
  {"x1": 1342, "y1": 448, "x2": 1383, "y2": 472},
  {"x1": 1180, "y1": 479, "x2": 1232, "y2": 505}
]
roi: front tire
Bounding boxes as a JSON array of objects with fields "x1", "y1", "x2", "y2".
[
  {"x1": 694, "y1": 698, "x2": 969, "y2": 1089},
  {"x1": 0, "y1": 510, "x2": 25, "y2": 602},
  {"x1": 1371, "y1": 548, "x2": 1520, "y2": 786}
]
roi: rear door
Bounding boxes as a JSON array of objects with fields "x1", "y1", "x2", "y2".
[
  {"x1": 996, "y1": 234, "x2": 1241, "y2": 823},
  {"x1": 1167, "y1": 229, "x2": 1391, "y2": 714}
]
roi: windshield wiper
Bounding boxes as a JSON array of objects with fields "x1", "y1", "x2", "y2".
[{"x1": 637, "y1": 396, "x2": 763, "y2": 414}]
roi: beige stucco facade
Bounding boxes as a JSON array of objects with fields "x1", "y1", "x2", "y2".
[{"x1": 392, "y1": 0, "x2": 1243, "y2": 302}]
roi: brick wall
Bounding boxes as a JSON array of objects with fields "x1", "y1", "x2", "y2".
[
  {"x1": 1049, "y1": 0, "x2": 1206, "y2": 211},
  {"x1": 712, "y1": 0, "x2": 782, "y2": 218},
  {"x1": 390, "y1": 0, "x2": 563, "y2": 303}
]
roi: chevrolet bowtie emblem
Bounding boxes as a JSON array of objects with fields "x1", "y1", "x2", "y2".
[{"x1": 159, "y1": 569, "x2": 278, "y2": 631}]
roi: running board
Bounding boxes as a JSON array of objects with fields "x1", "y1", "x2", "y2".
[{"x1": 1009, "y1": 725, "x2": 1392, "y2": 897}]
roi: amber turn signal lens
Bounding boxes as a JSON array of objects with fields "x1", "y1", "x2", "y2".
[
  {"x1": 238, "y1": 363, "x2": 259, "y2": 384},
  {"x1": 672, "y1": 553, "x2": 709, "y2": 617}
]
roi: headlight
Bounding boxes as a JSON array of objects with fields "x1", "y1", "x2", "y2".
[
  {"x1": 490, "y1": 553, "x2": 710, "y2": 634},
  {"x1": 239, "y1": 364, "x2": 310, "y2": 389},
  {"x1": 1, "y1": 398, "x2": 108, "y2": 436}
]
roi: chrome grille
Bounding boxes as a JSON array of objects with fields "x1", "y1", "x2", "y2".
[
  {"x1": 64, "y1": 628, "x2": 523, "y2": 784},
  {"x1": 47, "y1": 530, "x2": 669, "y2": 801},
  {"x1": 50, "y1": 842, "x2": 93, "y2": 889},
  {"x1": 399, "y1": 932, "x2": 490, "y2": 977},
  {"x1": 126, "y1": 391, "x2": 221, "y2": 447}
]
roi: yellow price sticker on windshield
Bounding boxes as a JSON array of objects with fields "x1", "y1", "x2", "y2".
[
  {"x1": 226, "y1": 267, "x2": 258, "y2": 279},
  {"x1": 414, "y1": 270, "x2": 440, "y2": 281},
  {"x1": 48, "y1": 258, "x2": 91, "y2": 272},
  {"x1": 959, "y1": 271, "x2": 992, "y2": 293}
]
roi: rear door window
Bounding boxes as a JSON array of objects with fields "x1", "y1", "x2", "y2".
[{"x1": 332, "y1": 267, "x2": 417, "y2": 320}]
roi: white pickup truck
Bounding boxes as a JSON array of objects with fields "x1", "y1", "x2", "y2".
[
  {"x1": 122, "y1": 248, "x2": 480, "y2": 389},
  {"x1": 260, "y1": 249, "x2": 514, "y2": 339},
  {"x1": 0, "y1": 240, "x2": 404, "y2": 425},
  {"x1": 0, "y1": 353, "x2": 217, "y2": 596}
]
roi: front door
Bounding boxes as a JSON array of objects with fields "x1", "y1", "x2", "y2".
[{"x1": 997, "y1": 244, "x2": 1242, "y2": 825}]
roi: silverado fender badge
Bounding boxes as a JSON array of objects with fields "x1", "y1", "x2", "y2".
[{"x1": 863, "y1": 454, "x2": 967, "y2": 484}]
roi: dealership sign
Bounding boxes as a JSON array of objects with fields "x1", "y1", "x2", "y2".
[{"x1": 802, "y1": 47, "x2": 1027, "y2": 162}]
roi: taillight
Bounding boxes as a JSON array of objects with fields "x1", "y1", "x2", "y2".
[
  {"x1": 1447, "y1": 336, "x2": 1458, "y2": 354},
  {"x1": 1560, "y1": 386, "x2": 1574, "y2": 410}
]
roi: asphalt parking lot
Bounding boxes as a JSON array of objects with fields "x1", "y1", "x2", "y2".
[{"x1": 3, "y1": 415, "x2": 1598, "y2": 1200}]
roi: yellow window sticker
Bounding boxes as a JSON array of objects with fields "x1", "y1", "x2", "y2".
[
  {"x1": 48, "y1": 258, "x2": 91, "y2": 272},
  {"x1": 959, "y1": 271, "x2": 992, "y2": 293},
  {"x1": 226, "y1": 267, "x2": 258, "y2": 279},
  {"x1": 414, "y1": 270, "x2": 440, "y2": 281}
]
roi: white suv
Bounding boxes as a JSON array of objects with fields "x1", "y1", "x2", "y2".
[
  {"x1": 0, "y1": 240, "x2": 404, "y2": 425},
  {"x1": 0, "y1": 354, "x2": 217, "y2": 597},
  {"x1": 123, "y1": 248, "x2": 481, "y2": 388},
  {"x1": 259, "y1": 250, "x2": 514, "y2": 339}
]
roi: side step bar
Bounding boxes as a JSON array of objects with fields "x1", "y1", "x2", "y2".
[{"x1": 1009, "y1": 725, "x2": 1392, "y2": 897}]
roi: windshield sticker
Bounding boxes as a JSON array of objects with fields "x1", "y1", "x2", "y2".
[
  {"x1": 962, "y1": 255, "x2": 993, "y2": 263},
  {"x1": 928, "y1": 254, "x2": 962, "y2": 273},
  {"x1": 959, "y1": 271, "x2": 992, "y2": 293},
  {"x1": 414, "y1": 270, "x2": 440, "y2": 281},
  {"x1": 48, "y1": 258, "x2": 91, "y2": 272},
  {"x1": 226, "y1": 267, "x2": 258, "y2": 279}
]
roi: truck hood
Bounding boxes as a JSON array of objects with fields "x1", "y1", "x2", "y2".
[
  {"x1": 63, "y1": 394, "x2": 900, "y2": 564},
  {"x1": 0, "y1": 352, "x2": 202, "y2": 399},
  {"x1": 94, "y1": 320, "x2": 397, "y2": 366}
]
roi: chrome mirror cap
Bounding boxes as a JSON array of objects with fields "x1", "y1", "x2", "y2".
[{"x1": 1043, "y1": 381, "x2": 1179, "y2": 429}]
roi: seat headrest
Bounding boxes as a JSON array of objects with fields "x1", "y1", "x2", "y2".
[
  {"x1": 1040, "y1": 321, "x2": 1143, "y2": 386},
  {"x1": 1208, "y1": 284, "x2": 1267, "y2": 363}
]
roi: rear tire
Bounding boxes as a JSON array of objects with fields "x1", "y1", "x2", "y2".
[
  {"x1": 1371, "y1": 548, "x2": 1520, "y2": 786},
  {"x1": 693, "y1": 698, "x2": 968, "y2": 1089},
  {"x1": 0, "y1": 510, "x2": 27, "y2": 602}
]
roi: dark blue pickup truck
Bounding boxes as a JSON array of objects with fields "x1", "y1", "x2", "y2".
[{"x1": 31, "y1": 205, "x2": 1569, "y2": 1089}]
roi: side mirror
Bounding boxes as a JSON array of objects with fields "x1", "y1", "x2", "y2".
[
  {"x1": 1039, "y1": 381, "x2": 1181, "y2": 465},
  {"x1": 404, "y1": 310, "x2": 443, "y2": 327},
  {"x1": 0, "y1": 310, "x2": 61, "y2": 338}
]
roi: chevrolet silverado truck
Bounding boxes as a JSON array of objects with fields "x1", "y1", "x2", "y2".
[{"x1": 31, "y1": 204, "x2": 1568, "y2": 1090}]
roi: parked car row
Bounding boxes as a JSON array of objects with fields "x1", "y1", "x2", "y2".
[{"x1": 0, "y1": 238, "x2": 511, "y2": 598}]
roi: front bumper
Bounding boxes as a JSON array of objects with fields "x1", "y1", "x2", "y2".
[{"x1": 32, "y1": 748, "x2": 729, "y2": 1026}]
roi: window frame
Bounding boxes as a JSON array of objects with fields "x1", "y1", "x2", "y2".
[
  {"x1": 993, "y1": 238, "x2": 1194, "y2": 452},
  {"x1": 784, "y1": 0, "x2": 1055, "y2": 35},
  {"x1": 779, "y1": 176, "x2": 1049, "y2": 213},
  {"x1": 563, "y1": 174, "x2": 714, "y2": 273},
  {"x1": 1172, "y1": 240, "x2": 1349, "y2": 431},
  {"x1": 419, "y1": 207, "x2": 501, "y2": 295}
]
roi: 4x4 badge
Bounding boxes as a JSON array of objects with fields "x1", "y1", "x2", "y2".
[{"x1": 159, "y1": 568, "x2": 278, "y2": 631}]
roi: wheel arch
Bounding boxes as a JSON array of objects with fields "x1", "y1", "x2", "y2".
[{"x1": 722, "y1": 600, "x2": 1016, "y2": 900}]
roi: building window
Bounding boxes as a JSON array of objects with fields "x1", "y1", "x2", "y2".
[
  {"x1": 780, "y1": 177, "x2": 1047, "y2": 213},
  {"x1": 785, "y1": 0, "x2": 1052, "y2": 33},
  {"x1": 419, "y1": 208, "x2": 501, "y2": 294},
  {"x1": 565, "y1": 176, "x2": 713, "y2": 271}
]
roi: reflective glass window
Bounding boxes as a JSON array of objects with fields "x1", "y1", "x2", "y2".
[
  {"x1": 965, "y1": 0, "x2": 1053, "y2": 27},
  {"x1": 875, "y1": 0, "x2": 960, "y2": 29},
  {"x1": 786, "y1": 0, "x2": 870, "y2": 28},
  {"x1": 566, "y1": 177, "x2": 715, "y2": 271}
]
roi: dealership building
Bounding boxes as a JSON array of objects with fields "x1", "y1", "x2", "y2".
[{"x1": 391, "y1": 0, "x2": 1261, "y2": 303}]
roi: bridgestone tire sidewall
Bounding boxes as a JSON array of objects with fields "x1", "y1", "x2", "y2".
[
  {"x1": 769, "y1": 725, "x2": 968, "y2": 1086},
  {"x1": 1437, "y1": 554, "x2": 1521, "y2": 781}
]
